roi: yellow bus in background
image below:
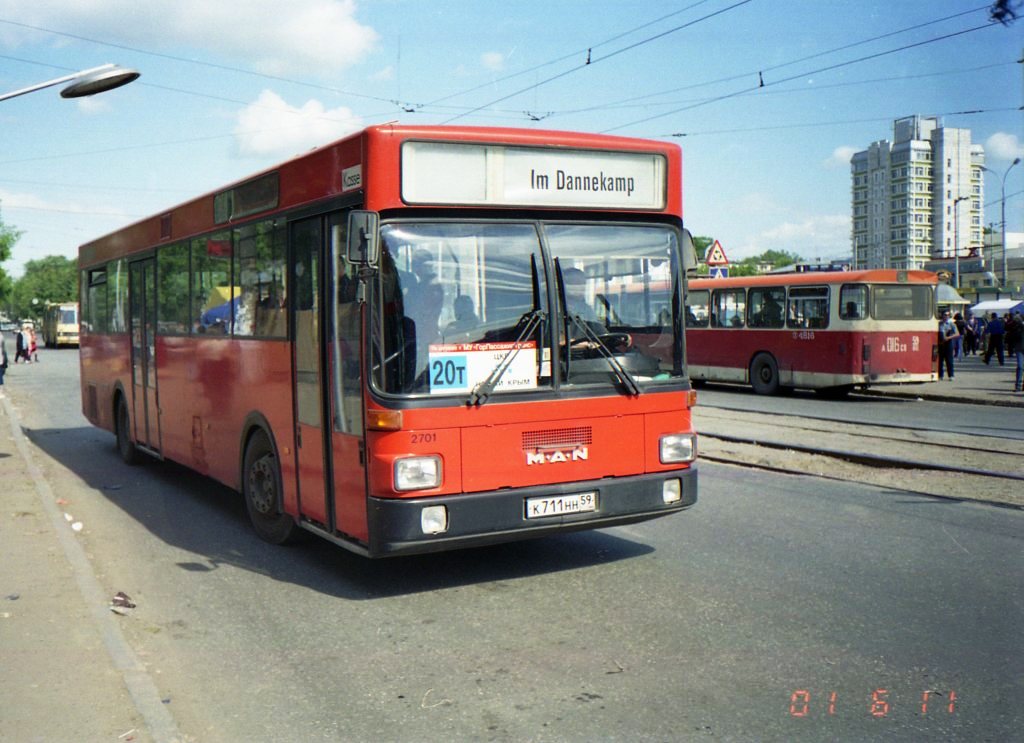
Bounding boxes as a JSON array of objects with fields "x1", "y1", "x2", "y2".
[{"x1": 43, "y1": 301, "x2": 80, "y2": 347}]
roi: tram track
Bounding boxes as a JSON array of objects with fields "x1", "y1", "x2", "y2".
[{"x1": 692, "y1": 406, "x2": 1024, "y2": 509}]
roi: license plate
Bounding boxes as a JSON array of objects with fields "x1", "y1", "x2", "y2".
[{"x1": 525, "y1": 491, "x2": 598, "y2": 519}]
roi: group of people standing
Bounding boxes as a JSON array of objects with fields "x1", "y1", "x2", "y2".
[
  {"x1": 0, "y1": 326, "x2": 40, "y2": 399},
  {"x1": 937, "y1": 309, "x2": 1024, "y2": 391}
]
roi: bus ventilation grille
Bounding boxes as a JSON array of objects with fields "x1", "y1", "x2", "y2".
[{"x1": 522, "y1": 427, "x2": 593, "y2": 451}]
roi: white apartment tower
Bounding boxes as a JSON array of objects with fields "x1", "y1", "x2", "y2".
[{"x1": 851, "y1": 116, "x2": 984, "y2": 270}]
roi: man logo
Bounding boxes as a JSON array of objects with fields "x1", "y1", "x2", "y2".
[{"x1": 525, "y1": 447, "x2": 589, "y2": 465}]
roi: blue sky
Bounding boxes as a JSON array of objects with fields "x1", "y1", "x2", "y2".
[{"x1": 1, "y1": 0, "x2": 1021, "y2": 277}]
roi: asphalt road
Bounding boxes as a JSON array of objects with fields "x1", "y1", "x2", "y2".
[
  {"x1": 4, "y1": 350, "x2": 1022, "y2": 742},
  {"x1": 695, "y1": 384, "x2": 1024, "y2": 441}
]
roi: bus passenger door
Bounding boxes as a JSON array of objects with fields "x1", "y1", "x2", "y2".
[
  {"x1": 290, "y1": 213, "x2": 367, "y2": 541},
  {"x1": 128, "y1": 258, "x2": 160, "y2": 453},
  {"x1": 327, "y1": 212, "x2": 367, "y2": 542},
  {"x1": 291, "y1": 218, "x2": 330, "y2": 526}
]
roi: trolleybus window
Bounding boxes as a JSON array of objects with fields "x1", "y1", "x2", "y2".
[
  {"x1": 685, "y1": 289, "x2": 710, "y2": 328},
  {"x1": 747, "y1": 286, "x2": 786, "y2": 328},
  {"x1": 787, "y1": 286, "x2": 829, "y2": 329},
  {"x1": 711, "y1": 288, "x2": 745, "y2": 328},
  {"x1": 839, "y1": 284, "x2": 868, "y2": 320},
  {"x1": 871, "y1": 284, "x2": 934, "y2": 320}
]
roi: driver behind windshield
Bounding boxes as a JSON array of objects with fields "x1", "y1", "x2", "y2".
[{"x1": 562, "y1": 267, "x2": 608, "y2": 340}]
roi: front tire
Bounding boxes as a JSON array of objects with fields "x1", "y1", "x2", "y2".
[
  {"x1": 749, "y1": 353, "x2": 780, "y2": 395},
  {"x1": 243, "y1": 430, "x2": 299, "y2": 544},
  {"x1": 115, "y1": 396, "x2": 139, "y2": 465}
]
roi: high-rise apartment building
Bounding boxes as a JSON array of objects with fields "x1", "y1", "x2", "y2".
[{"x1": 851, "y1": 115, "x2": 984, "y2": 270}]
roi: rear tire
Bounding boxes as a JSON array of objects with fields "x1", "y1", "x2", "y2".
[
  {"x1": 243, "y1": 430, "x2": 299, "y2": 545},
  {"x1": 749, "y1": 353, "x2": 780, "y2": 395},
  {"x1": 115, "y1": 396, "x2": 139, "y2": 465}
]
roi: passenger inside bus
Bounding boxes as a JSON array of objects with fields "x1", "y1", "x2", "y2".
[
  {"x1": 845, "y1": 301, "x2": 860, "y2": 319},
  {"x1": 444, "y1": 295, "x2": 480, "y2": 338}
]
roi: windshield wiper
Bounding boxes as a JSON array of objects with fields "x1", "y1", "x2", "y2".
[
  {"x1": 467, "y1": 309, "x2": 546, "y2": 406},
  {"x1": 566, "y1": 311, "x2": 642, "y2": 397}
]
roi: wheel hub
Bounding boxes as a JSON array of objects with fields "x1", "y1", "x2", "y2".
[{"x1": 248, "y1": 456, "x2": 276, "y2": 514}]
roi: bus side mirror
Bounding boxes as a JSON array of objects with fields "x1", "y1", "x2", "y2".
[
  {"x1": 681, "y1": 228, "x2": 698, "y2": 274},
  {"x1": 347, "y1": 211, "x2": 379, "y2": 267}
]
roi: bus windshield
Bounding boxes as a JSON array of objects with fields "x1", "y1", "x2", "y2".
[{"x1": 372, "y1": 221, "x2": 684, "y2": 397}]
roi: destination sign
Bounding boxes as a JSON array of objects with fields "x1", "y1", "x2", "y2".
[{"x1": 401, "y1": 141, "x2": 667, "y2": 210}]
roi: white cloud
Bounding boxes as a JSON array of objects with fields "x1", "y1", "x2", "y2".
[
  {"x1": 371, "y1": 66, "x2": 395, "y2": 82},
  {"x1": 481, "y1": 52, "x2": 505, "y2": 72},
  {"x1": 739, "y1": 214, "x2": 851, "y2": 260},
  {"x1": 234, "y1": 90, "x2": 363, "y2": 158},
  {"x1": 985, "y1": 132, "x2": 1024, "y2": 162},
  {"x1": 75, "y1": 96, "x2": 110, "y2": 115},
  {"x1": 0, "y1": 0, "x2": 378, "y2": 77},
  {"x1": 824, "y1": 146, "x2": 857, "y2": 170}
]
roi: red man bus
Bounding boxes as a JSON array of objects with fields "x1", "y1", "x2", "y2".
[
  {"x1": 79, "y1": 125, "x2": 698, "y2": 557},
  {"x1": 684, "y1": 268, "x2": 937, "y2": 396}
]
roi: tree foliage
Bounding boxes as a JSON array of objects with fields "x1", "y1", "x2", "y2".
[
  {"x1": 0, "y1": 205, "x2": 21, "y2": 311},
  {"x1": 9, "y1": 255, "x2": 78, "y2": 322}
]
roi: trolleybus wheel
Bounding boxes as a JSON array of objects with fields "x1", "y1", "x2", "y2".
[
  {"x1": 749, "y1": 353, "x2": 780, "y2": 396},
  {"x1": 243, "y1": 430, "x2": 299, "y2": 545},
  {"x1": 115, "y1": 396, "x2": 139, "y2": 465}
]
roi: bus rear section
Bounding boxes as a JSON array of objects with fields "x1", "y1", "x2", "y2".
[
  {"x1": 43, "y1": 302, "x2": 79, "y2": 347},
  {"x1": 685, "y1": 269, "x2": 937, "y2": 395}
]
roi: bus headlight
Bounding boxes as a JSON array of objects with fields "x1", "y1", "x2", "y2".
[
  {"x1": 394, "y1": 456, "x2": 442, "y2": 491},
  {"x1": 663, "y1": 479, "x2": 682, "y2": 504},
  {"x1": 421, "y1": 505, "x2": 448, "y2": 535},
  {"x1": 660, "y1": 433, "x2": 697, "y2": 464}
]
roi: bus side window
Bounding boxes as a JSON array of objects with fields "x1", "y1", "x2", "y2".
[
  {"x1": 839, "y1": 284, "x2": 868, "y2": 321},
  {"x1": 685, "y1": 289, "x2": 709, "y2": 328}
]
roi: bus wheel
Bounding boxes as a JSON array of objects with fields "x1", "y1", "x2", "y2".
[
  {"x1": 115, "y1": 396, "x2": 139, "y2": 465},
  {"x1": 243, "y1": 431, "x2": 299, "y2": 545},
  {"x1": 749, "y1": 353, "x2": 780, "y2": 395}
]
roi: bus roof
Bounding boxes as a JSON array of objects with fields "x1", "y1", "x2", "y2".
[
  {"x1": 689, "y1": 269, "x2": 937, "y2": 289},
  {"x1": 80, "y1": 124, "x2": 683, "y2": 269}
]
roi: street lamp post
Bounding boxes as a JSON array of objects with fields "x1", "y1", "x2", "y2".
[
  {"x1": 0, "y1": 64, "x2": 140, "y2": 103},
  {"x1": 953, "y1": 195, "x2": 968, "y2": 289},
  {"x1": 1000, "y1": 157, "x2": 1021, "y2": 289}
]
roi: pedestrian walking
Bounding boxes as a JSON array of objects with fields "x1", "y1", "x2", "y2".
[
  {"x1": 0, "y1": 329, "x2": 8, "y2": 397},
  {"x1": 953, "y1": 312, "x2": 965, "y2": 359},
  {"x1": 937, "y1": 309, "x2": 959, "y2": 380},
  {"x1": 14, "y1": 327, "x2": 26, "y2": 363},
  {"x1": 983, "y1": 312, "x2": 1005, "y2": 366},
  {"x1": 28, "y1": 326, "x2": 38, "y2": 363},
  {"x1": 964, "y1": 312, "x2": 979, "y2": 355},
  {"x1": 1006, "y1": 312, "x2": 1024, "y2": 392}
]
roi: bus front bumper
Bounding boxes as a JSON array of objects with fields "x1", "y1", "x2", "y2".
[{"x1": 365, "y1": 467, "x2": 697, "y2": 557}]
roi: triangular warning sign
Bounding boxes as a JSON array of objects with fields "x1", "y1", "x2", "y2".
[{"x1": 704, "y1": 240, "x2": 729, "y2": 266}]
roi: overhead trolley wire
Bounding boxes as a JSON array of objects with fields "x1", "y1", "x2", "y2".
[
  {"x1": 602, "y1": 20, "x2": 999, "y2": 133},
  {"x1": 440, "y1": 0, "x2": 755, "y2": 124}
]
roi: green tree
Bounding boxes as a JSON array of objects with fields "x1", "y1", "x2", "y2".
[
  {"x1": 0, "y1": 205, "x2": 21, "y2": 313},
  {"x1": 10, "y1": 255, "x2": 78, "y2": 322}
]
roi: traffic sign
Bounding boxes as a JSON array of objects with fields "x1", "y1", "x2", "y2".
[
  {"x1": 709, "y1": 266, "x2": 729, "y2": 278},
  {"x1": 705, "y1": 240, "x2": 729, "y2": 266}
]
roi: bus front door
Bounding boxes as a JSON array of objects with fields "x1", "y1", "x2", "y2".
[
  {"x1": 128, "y1": 258, "x2": 160, "y2": 453},
  {"x1": 291, "y1": 213, "x2": 366, "y2": 540}
]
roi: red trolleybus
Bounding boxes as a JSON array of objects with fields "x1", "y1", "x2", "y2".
[
  {"x1": 79, "y1": 125, "x2": 698, "y2": 557},
  {"x1": 684, "y1": 268, "x2": 938, "y2": 396}
]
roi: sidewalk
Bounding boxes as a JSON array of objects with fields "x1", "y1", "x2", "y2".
[
  {"x1": 864, "y1": 352, "x2": 1024, "y2": 408},
  {"x1": 0, "y1": 392, "x2": 165, "y2": 743}
]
